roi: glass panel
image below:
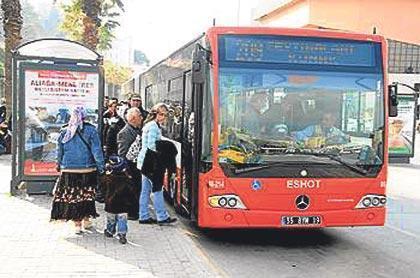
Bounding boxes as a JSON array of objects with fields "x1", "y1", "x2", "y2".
[
  {"x1": 218, "y1": 66, "x2": 384, "y2": 176},
  {"x1": 23, "y1": 68, "x2": 100, "y2": 176},
  {"x1": 389, "y1": 95, "x2": 416, "y2": 156}
]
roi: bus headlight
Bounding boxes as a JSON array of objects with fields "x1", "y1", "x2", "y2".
[
  {"x1": 362, "y1": 197, "x2": 371, "y2": 207},
  {"x1": 218, "y1": 197, "x2": 228, "y2": 207},
  {"x1": 355, "y1": 194, "x2": 386, "y2": 209},
  {"x1": 208, "y1": 194, "x2": 247, "y2": 209}
]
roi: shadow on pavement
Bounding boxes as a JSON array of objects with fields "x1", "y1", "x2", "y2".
[
  {"x1": 15, "y1": 194, "x2": 215, "y2": 277},
  {"x1": 192, "y1": 226, "x2": 338, "y2": 248}
]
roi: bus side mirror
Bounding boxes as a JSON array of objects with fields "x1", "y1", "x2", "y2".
[
  {"x1": 388, "y1": 84, "x2": 398, "y2": 117},
  {"x1": 192, "y1": 44, "x2": 210, "y2": 85},
  {"x1": 415, "y1": 83, "x2": 420, "y2": 120}
]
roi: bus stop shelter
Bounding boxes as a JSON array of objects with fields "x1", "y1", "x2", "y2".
[
  {"x1": 388, "y1": 75, "x2": 420, "y2": 163},
  {"x1": 10, "y1": 39, "x2": 104, "y2": 194}
]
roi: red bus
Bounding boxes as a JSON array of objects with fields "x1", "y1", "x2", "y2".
[{"x1": 137, "y1": 27, "x2": 396, "y2": 228}]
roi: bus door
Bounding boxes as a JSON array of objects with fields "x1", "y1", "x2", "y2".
[{"x1": 179, "y1": 70, "x2": 194, "y2": 216}]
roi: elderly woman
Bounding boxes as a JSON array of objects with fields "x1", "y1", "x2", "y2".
[{"x1": 51, "y1": 106, "x2": 105, "y2": 234}]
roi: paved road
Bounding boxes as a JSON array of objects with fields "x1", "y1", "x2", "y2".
[
  {"x1": 182, "y1": 197, "x2": 420, "y2": 278},
  {"x1": 1, "y1": 139, "x2": 419, "y2": 278},
  {"x1": 0, "y1": 155, "x2": 219, "y2": 278},
  {"x1": 180, "y1": 139, "x2": 420, "y2": 278}
]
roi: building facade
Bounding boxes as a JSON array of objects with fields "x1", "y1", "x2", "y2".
[{"x1": 253, "y1": 0, "x2": 420, "y2": 75}]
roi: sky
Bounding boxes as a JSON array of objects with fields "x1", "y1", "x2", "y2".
[
  {"x1": 29, "y1": 0, "x2": 260, "y2": 64},
  {"x1": 119, "y1": 0, "x2": 259, "y2": 63}
]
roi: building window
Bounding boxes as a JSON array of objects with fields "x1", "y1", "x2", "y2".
[{"x1": 388, "y1": 39, "x2": 420, "y2": 73}]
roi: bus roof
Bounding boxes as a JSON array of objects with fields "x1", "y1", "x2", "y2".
[{"x1": 206, "y1": 26, "x2": 386, "y2": 44}]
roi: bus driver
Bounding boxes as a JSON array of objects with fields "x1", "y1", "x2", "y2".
[
  {"x1": 242, "y1": 92, "x2": 271, "y2": 135},
  {"x1": 294, "y1": 112, "x2": 350, "y2": 145}
]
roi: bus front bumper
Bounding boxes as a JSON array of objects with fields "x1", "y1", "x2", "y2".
[{"x1": 198, "y1": 207, "x2": 386, "y2": 228}]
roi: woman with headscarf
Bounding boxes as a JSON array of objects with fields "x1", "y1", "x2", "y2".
[{"x1": 51, "y1": 106, "x2": 105, "y2": 234}]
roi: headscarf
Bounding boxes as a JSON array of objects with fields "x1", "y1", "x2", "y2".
[{"x1": 62, "y1": 106, "x2": 87, "y2": 143}]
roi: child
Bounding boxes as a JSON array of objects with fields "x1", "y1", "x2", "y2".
[{"x1": 102, "y1": 156, "x2": 133, "y2": 244}]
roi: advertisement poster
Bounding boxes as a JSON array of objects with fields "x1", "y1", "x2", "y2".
[
  {"x1": 388, "y1": 95, "x2": 415, "y2": 156},
  {"x1": 23, "y1": 68, "x2": 99, "y2": 176}
]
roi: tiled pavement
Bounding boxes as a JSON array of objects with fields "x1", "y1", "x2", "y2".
[
  {"x1": 2, "y1": 137, "x2": 419, "y2": 278},
  {"x1": 0, "y1": 155, "x2": 220, "y2": 278}
]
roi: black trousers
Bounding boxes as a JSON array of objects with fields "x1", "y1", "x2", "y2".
[{"x1": 127, "y1": 161, "x2": 141, "y2": 218}]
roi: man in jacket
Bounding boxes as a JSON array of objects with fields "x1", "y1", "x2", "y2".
[
  {"x1": 125, "y1": 94, "x2": 148, "y2": 120},
  {"x1": 117, "y1": 108, "x2": 143, "y2": 220}
]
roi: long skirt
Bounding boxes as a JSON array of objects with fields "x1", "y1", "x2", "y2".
[{"x1": 51, "y1": 171, "x2": 99, "y2": 221}]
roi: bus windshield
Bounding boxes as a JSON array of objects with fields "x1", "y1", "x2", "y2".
[
  {"x1": 218, "y1": 67, "x2": 384, "y2": 176},
  {"x1": 217, "y1": 34, "x2": 385, "y2": 178}
]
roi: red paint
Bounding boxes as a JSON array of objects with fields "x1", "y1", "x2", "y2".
[{"x1": 194, "y1": 27, "x2": 388, "y2": 228}]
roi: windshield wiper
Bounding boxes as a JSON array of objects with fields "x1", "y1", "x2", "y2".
[
  {"x1": 295, "y1": 151, "x2": 368, "y2": 176},
  {"x1": 225, "y1": 150, "x2": 368, "y2": 176},
  {"x1": 229, "y1": 161, "x2": 291, "y2": 174}
]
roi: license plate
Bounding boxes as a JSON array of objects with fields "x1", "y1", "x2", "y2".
[{"x1": 282, "y1": 216, "x2": 322, "y2": 226}]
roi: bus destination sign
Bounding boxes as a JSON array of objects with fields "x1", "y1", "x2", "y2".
[{"x1": 223, "y1": 35, "x2": 376, "y2": 67}]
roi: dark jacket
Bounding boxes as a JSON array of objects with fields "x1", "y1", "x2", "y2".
[
  {"x1": 102, "y1": 173, "x2": 136, "y2": 214},
  {"x1": 104, "y1": 117, "x2": 125, "y2": 157},
  {"x1": 117, "y1": 123, "x2": 142, "y2": 212},
  {"x1": 139, "y1": 106, "x2": 149, "y2": 120},
  {"x1": 0, "y1": 105, "x2": 6, "y2": 124},
  {"x1": 117, "y1": 123, "x2": 141, "y2": 158},
  {"x1": 141, "y1": 140, "x2": 177, "y2": 192}
]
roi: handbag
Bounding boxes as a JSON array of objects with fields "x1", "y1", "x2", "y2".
[{"x1": 126, "y1": 134, "x2": 141, "y2": 162}]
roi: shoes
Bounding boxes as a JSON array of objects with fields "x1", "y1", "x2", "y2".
[
  {"x1": 157, "y1": 217, "x2": 177, "y2": 225},
  {"x1": 118, "y1": 234, "x2": 127, "y2": 244},
  {"x1": 139, "y1": 218, "x2": 157, "y2": 224},
  {"x1": 95, "y1": 192, "x2": 105, "y2": 203},
  {"x1": 104, "y1": 229, "x2": 114, "y2": 238}
]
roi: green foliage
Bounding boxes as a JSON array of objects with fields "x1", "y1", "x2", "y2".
[
  {"x1": 0, "y1": 0, "x2": 58, "y2": 43},
  {"x1": 103, "y1": 60, "x2": 133, "y2": 85},
  {"x1": 59, "y1": 0, "x2": 84, "y2": 42},
  {"x1": 59, "y1": 0, "x2": 124, "y2": 51}
]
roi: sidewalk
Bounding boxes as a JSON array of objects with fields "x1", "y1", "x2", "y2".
[
  {"x1": 0, "y1": 137, "x2": 418, "y2": 277},
  {"x1": 0, "y1": 156, "x2": 219, "y2": 278},
  {"x1": 387, "y1": 138, "x2": 420, "y2": 200},
  {"x1": 0, "y1": 154, "x2": 11, "y2": 194}
]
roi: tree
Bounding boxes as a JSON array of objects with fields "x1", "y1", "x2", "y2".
[
  {"x1": 81, "y1": 0, "x2": 101, "y2": 50},
  {"x1": 60, "y1": 0, "x2": 124, "y2": 51},
  {"x1": 103, "y1": 59, "x2": 132, "y2": 85},
  {"x1": 1, "y1": 0, "x2": 23, "y2": 117},
  {"x1": 1, "y1": 1, "x2": 63, "y2": 43}
]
